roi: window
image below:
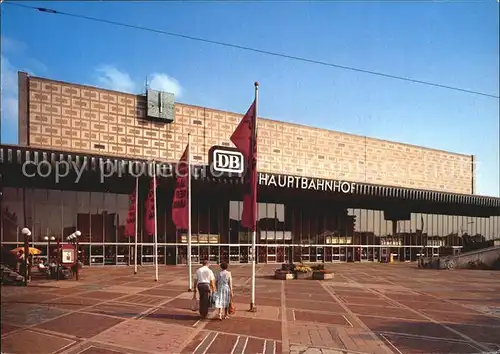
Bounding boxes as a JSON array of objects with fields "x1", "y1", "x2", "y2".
[
  {"x1": 229, "y1": 201, "x2": 240, "y2": 244},
  {"x1": 76, "y1": 192, "x2": 90, "y2": 242},
  {"x1": 116, "y1": 193, "x2": 130, "y2": 243},
  {"x1": 32, "y1": 189, "x2": 48, "y2": 241},
  {"x1": 103, "y1": 193, "x2": 117, "y2": 243},
  {"x1": 62, "y1": 191, "x2": 76, "y2": 238},
  {"x1": 47, "y1": 190, "x2": 62, "y2": 240},
  {"x1": 1, "y1": 188, "x2": 22, "y2": 242},
  {"x1": 90, "y1": 192, "x2": 104, "y2": 243}
]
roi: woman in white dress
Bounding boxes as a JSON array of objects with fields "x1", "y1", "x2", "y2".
[{"x1": 214, "y1": 262, "x2": 233, "y2": 320}]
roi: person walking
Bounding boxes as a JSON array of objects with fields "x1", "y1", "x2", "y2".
[
  {"x1": 214, "y1": 262, "x2": 233, "y2": 320},
  {"x1": 192, "y1": 259, "x2": 216, "y2": 319}
]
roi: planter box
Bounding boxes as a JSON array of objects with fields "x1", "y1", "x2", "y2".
[
  {"x1": 312, "y1": 271, "x2": 334, "y2": 280},
  {"x1": 274, "y1": 271, "x2": 295, "y2": 280},
  {"x1": 295, "y1": 271, "x2": 312, "y2": 280}
]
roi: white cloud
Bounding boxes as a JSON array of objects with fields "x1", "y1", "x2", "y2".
[
  {"x1": 1, "y1": 56, "x2": 19, "y2": 123},
  {"x1": 1, "y1": 56, "x2": 18, "y2": 96},
  {"x1": 1, "y1": 36, "x2": 27, "y2": 54},
  {"x1": 1, "y1": 38, "x2": 45, "y2": 143},
  {"x1": 149, "y1": 73, "x2": 182, "y2": 97},
  {"x1": 94, "y1": 65, "x2": 182, "y2": 97},
  {"x1": 95, "y1": 65, "x2": 136, "y2": 93}
]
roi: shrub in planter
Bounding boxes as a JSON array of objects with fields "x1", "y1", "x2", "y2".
[
  {"x1": 310, "y1": 264, "x2": 325, "y2": 271},
  {"x1": 274, "y1": 269, "x2": 295, "y2": 280},
  {"x1": 312, "y1": 269, "x2": 334, "y2": 280},
  {"x1": 281, "y1": 263, "x2": 296, "y2": 272},
  {"x1": 294, "y1": 265, "x2": 312, "y2": 279}
]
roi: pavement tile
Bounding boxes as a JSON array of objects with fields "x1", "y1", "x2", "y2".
[
  {"x1": 232, "y1": 303, "x2": 281, "y2": 321},
  {"x1": 145, "y1": 307, "x2": 201, "y2": 327},
  {"x1": 285, "y1": 292, "x2": 334, "y2": 302},
  {"x1": 291, "y1": 310, "x2": 352, "y2": 327},
  {"x1": 398, "y1": 299, "x2": 480, "y2": 313},
  {"x1": 244, "y1": 336, "x2": 268, "y2": 353},
  {"x1": 100, "y1": 285, "x2": 148, "y2": 294},
  {"x1": 1, "y1": 323, "x2": 21, "y2": 336},
  {"x1": 92, "y1": 319, "x2": 194, "y2": 353},
  {"x1": 447, "y1": 324, "x2": 500, "y2": 346},
  {"x1": 138, "y1": 288, "x2": 184, "y2": 297},
  {"x1": 83, "y1": 302, "x2": 150, "y2": 319},
  {"x1": 180, "y1": 331, "x2": 209, "y2": 354},
  {"x1": 1, "y1": 304, "x2": 68, "y2": 327},
  {"x1": 205, "y1": 317, "x2": 282, "y2": 341},
  {"x1": 117, "y1": 294, "x2": 168, "y2": 306},
  {"x1": 380, "y1": 333, "x2": 480, "y2": 354},
  {"x1": 37, "y1": 312, "x2": 124, "y2": 338},
  {"x1": 1, "y1": 293, "x2": 52, "y2": 305},
  {"x1": 338, "y1": 295, "x2": 392, "y2": 306},
  {"x1": 286, "y1": 299, "x2": 346, "y2": 314},
  {"x1": 359, "y1": 315, "x2": 464, "y2": 340},
  {"x1": 77, "y1": 347, "x2": 124, "y2": 354},
  {"x1": 125, "y1": 281, "x2": 160, "y2": 288},
  {"x1": 163, "y1": 297, "x2": 196, "y2": 310},
  {"x1": 1, "y1": 329, "x2": 77, "y2": 354},
  {"x1": 79, "y1": 291, "x2": 127, "y2": 300},
  {"x1": 206, "y1": 333, "x2": 240, "y2": 353},
  {"x1": 43, "y1": 296, "x2": 99, "y2": 311},
  {"x1": 45, "y1": 287, "x2": 90, "y2": 296},
  {"x1": 233, "y1": 294, "x2": 281, "y2": 307},
  {"x1": 346, "y1": 304, "x2": 428, "y2": 321},
  {"x1": 422, "y1": 309, "x2": 500, "y2": 326},
  {"x1": 70, "y1": 343, "x2": 148, "y2": 354}
]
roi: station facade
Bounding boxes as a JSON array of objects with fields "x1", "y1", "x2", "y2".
[{"x1": 1, "y1": 72, "x2": 499, "y2": 266}]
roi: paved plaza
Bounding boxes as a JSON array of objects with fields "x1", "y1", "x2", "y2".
[{"x1": 1, "y1": 263, "x2": 500, "y2": 354}]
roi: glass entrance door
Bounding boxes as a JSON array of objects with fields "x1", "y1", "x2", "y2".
[
  {"x1": 239, "y1": 246, "x2": 249, "y2": 263},
  {"x1": 229, "y1": 246, "x2": 239, "y2": 263},
  {"x1": 267, "y1": 246, "x2": 277, "y2": 263},
  {"x1": 117, "y1": 245, "x2": 129, "y2": 265},
  {"x1": 277, "y1": 246, "x2": 286, "y2": 263},
  {"x1": 301, "y1": 246, "x2": 310, "y2": 262},
  {"x1": 142, "y1": 245, "x2": 154, "y2": 265}
]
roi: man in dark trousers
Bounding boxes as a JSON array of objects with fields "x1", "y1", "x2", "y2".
[{"x1": 192, "y1": 259, "x2": 216, "y2": 319}]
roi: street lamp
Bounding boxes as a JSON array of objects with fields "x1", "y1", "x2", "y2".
[
  {"x1": 66, "y1": 231, "x2": 81, "y2": 280},
  {"x1": 43, "y1": 236, "x2": 56, "y2": 264},
  {"x1": 21, "y1": 228, "x2": 31, "y2": 286}
]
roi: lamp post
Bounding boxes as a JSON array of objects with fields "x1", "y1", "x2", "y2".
[
  {"x1": 43, "y1": 236, "x2": 56, "y2": 263},
  {"x1": 67, "y1": 231, "x2": 81, "y2": 281},
  {"x1": 21, "y1": 228, "x2": 31, "y2": 286}
]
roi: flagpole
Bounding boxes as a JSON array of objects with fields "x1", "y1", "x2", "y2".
[
  {"x1": 134, "y1": 177, "x2": 138, "y2": 275},
  {"x1": 187, "y1": 133, "x2": 193, "y2": 291},
  {"x1": 250, "y1": 81, "x2": 259, "y2": 312},
  {"x1": 153, "y1": 162, "x2": 159, "y2": 282}
]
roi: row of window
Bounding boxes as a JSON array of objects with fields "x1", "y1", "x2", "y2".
[{"x1": 1, "y1": 188, "x2": 499, "y2": 246}]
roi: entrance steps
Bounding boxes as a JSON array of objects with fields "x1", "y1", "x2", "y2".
[
  {"x1": 0, "y1": 263, "x2": 26, "y2": 285},
  {"x1": 420, "y1": 245, "x2": 500, "y2": 270}
]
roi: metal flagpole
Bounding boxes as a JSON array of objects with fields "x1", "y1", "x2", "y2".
[
  {"x1": 250, "y1": 81, "x2": 259, "y2": 311},
  {"x1": 154, "y1": 162, "x2": 159, "y2": 282},
  {"x1": 134, "y1": 177, "x2": 138, "y2": 275},
  {"x1": 187, "y1": 133, "x2": 193, "y2": 291}
]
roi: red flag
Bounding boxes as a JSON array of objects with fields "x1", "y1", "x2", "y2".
[
  {"x1": 172, "y1": 144, "x2": 189, "y2": 229},
  {"x1": 124, "y1": 180, "x2": 137, "y2": 237},
  {"x1": 230, "y1": 101, "x2": 257, "y2": 230},
  {"x1": 144, "y1": 175, "x2": 156, "y2": 235}
]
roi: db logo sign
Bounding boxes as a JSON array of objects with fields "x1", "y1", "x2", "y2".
[{"x1": 209, "y1": 146, "x2": 245, "y2": 175}]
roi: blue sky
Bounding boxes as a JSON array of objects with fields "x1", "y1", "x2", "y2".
[{"x1": 1, "y1": 1, "x2": 499, "y2": 196}]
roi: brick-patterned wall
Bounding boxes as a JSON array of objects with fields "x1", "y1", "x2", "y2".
[{"x1": 24, "y1": 75, "x2": 473, "y2": 194}]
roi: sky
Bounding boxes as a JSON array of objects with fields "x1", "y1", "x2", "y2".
[{"x1": 1, "y1": 1, "x2": 499, "y2": 197}]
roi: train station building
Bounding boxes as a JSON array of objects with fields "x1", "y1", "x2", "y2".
[{"x1": 1, "y1": 72, "x2": 499, "y2": 266}]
